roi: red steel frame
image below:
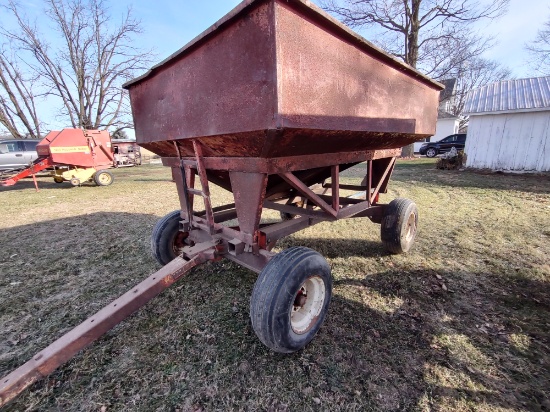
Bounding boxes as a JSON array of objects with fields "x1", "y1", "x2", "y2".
[{"x1": 165, "y1": 141, "x2": 398, "y2": 273}]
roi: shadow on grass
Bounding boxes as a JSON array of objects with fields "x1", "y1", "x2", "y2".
[
  {"x1": 278, "y1": 236, "x2": 388, "y2": 259},
  {"x1": 1, "y1": 213, "x2": 549, "y2": 411},
  {"x1": 330, "y1": 270, "x2": 550, "y2": 410},
  {"x1": 0, "y1": 178, "x2": 75, "y2": 192},
  {"x1": 342, "y1": 160, "x2": 550, "y2": 195}
]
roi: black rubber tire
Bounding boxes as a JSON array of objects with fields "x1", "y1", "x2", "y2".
[
  {"x1": 426, "y1": 147, "x2": 437, "y2": 158},
  {"x1": 250, "y1": 246, "x2": 332, "y2": 353},
  {"x1": 381, "y1": 198, "x2": 418, "y2": 254},
  {"x1": 53, "y1": 176, "x2": 64, "y2": 184},
  {"x1": 94, "y1": 170, "x2": 114, "y2": 186},
  {"x1": 150, "y1": 210, "x2": 189, "y2": 266}
]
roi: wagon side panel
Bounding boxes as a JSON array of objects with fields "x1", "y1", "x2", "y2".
[
  {"x1": 274, "y1": 0, "x2": 439, "y2": 151},
  {"x1": 128, "y1": 1, "x2": 278, "y2": 155}
]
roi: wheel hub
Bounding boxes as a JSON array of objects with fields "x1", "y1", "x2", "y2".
[
  {"x1": 405, "y1": 212, "x2": 416, "y2": 241},
  {"x1": 294, "y1": 291, "x2": 307, "y2": 307},
  {"x1": 291, "y1": 276, "x2": 326, "y2": 334}
]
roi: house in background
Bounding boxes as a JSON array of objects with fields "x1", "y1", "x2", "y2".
[
  {"x1": 414, "y1": 78, "x2": 460, "y2": 152},
  {"x1": 463, "y1": 76, "x2": 550, "y2": 172}
]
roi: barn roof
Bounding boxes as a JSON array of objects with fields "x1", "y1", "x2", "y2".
[{"x1": 463, "y1": 76, "x2": 550, "y2": 115}]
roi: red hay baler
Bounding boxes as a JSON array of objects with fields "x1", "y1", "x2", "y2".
[{"x1": 1, "y1": 129, "x2": 115, "y2": 188}]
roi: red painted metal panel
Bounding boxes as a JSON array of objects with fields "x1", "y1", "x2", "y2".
[
  {"x1": 125, "y1": 0, "x2": 442, "y2": 164},
  {"x1": 127, "y1": 1, "x2": 278, "y2": 146},
  {"x1": 36, "y1": 129, "x2": 113, "y2": 168},
  {"x1": 274, "y1": 0, "x2": 439, "y2": 135}
]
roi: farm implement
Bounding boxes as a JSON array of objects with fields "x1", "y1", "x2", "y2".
[
  {"x1": 1, "y1": 129, "x2": 115, "y2": 188},
  {"x1": 0, "y1": 0, "x2": 444, "y2": 407}
]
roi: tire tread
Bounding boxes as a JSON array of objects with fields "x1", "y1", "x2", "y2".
[
  {"x1": 151, "y1": 210, "x2": 181, "y2": 266},
  {"x1": 250, "y1": 247, "x2": 331, "y2": 353}
]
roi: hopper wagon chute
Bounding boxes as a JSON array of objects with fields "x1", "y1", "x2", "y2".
[
  {"x1": 0, "y1": 0, "x2": 443, "y2": 407},
  {"x1": 1, "y1": 129, "x2": 115, "y2": 187}
]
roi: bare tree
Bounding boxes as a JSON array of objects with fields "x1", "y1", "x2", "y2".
[
  {"x1": 0, "y1": 0, "x2": 152, "y2": 138},
  {"x1": 443, "y1": 57, "x2": 511, "y2": 128},
  {"x1": 0, "y1": 49, "x2": 42, "y2": 138},
  {"x1": 526, "y1": 13, "x2": 550, "y2": 76},
  {"x1": 320, "y1": 0, "x2": 509, "y2": 156}
]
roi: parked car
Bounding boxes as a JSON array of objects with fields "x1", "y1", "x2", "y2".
[
  {"x1": 0, "y1": 139, "x2": 41, "y2": 172},
  {"x1": 419, "y1": 133, "x2": 467, "y2": 158}
]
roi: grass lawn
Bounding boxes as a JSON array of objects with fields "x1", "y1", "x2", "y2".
[{"x1": 1, "y1": 160, "x2": 549, "y2": 411}]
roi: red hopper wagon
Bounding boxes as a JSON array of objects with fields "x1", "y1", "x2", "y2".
[
  {"x1": 1, "y1": 129, "x2": 115, "y2": 188},
  {"x1": 0, "y1": 0, "x2": 443, "y2": 406}
]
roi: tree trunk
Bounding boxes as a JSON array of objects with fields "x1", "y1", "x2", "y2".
[{"x1": 401, "y1": 144, "x2": 415, "y2": 158}]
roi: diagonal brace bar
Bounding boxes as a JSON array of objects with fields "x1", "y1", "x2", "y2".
[
  {"x1": 368, "y1": 157, "x2": 396, "y2": 204},
  {"x1": 279, "y1": 172, "x2": 338, "y2": 218}
]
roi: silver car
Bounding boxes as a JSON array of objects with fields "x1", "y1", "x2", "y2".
[{"x1": 0, "y1": 139, "x2": 41, "y2": 172}]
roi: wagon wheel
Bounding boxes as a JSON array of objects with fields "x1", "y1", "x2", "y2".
[
  {"x1": 250, "y1": 246, "x2": 332, "y2": 353},
  {"x1": 151, "y1": 210, "x2": 190, "y2": 266},
  {"x1": 380, "y1": 198, "x2": 418, "y2": 254},
  {"x1": 70, "y1": 178, "x2": 80, "y2": 187},
  {"x1": 94, "y1": 170, "x2": 114, "y2": 186}
]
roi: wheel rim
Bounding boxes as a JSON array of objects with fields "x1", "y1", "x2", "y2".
[
  {"x1": 171, "y1": 231, "x2": 189, "y2": 257},
  {"x1": 404, "y1": 212, "x2": 416, "y2": 242},
  {"x1": 427, "y1": 149, "x2": 435, "y2": 157},
  {"x1": 98, "y1": 173, "x2": 112, "y2": 185},
  {"x1": 291, "y1": 275, "x2": 326, "y2": 334}
]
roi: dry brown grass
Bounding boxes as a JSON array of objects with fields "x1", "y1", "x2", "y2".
[{"x1": 1, "y1": 160, "x2": 549, "y2": 411}]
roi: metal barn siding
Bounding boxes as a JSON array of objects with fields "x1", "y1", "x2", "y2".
[{"x1": 464, "y1": 111, "x2": 550, "y2": 171}]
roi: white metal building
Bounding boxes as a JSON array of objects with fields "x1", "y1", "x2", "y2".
[{"x1": 463, "y1": 76, "x2": 550, "y2": 172}]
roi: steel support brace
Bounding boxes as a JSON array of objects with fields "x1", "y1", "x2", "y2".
[
  {"x1": 192, "y1": 141, "x2": 215, "y2": 234},
  {"x1": 331, "y1": 165, "x2": 340, "y2": 211},
  {"x1": 279, "y1": 172, "x2": 338, "y2": 217},
  {"x1": 229, "y1": 171, "x2": 268, "y2": 242},
  {"x1": 0, "y1": 253, "x2": 210, "y2": 407},
  {"x1": 368, "y1": 157, "x2": 396, "y2": 204}
]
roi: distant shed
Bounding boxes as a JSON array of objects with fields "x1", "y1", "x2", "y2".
[{"x1": 463, "y1": 76, "x2": 550, "y2": 172}]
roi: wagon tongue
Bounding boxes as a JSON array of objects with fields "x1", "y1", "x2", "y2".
[{"x1": 0, "y1": 249, "x2": 218, "y2": 407}]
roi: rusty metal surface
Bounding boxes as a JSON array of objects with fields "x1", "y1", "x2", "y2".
[
  {"x1": 0, "y1": 254, "x2": 210, "y2": 408},
  {"x1": 275, "y1": 0, "x2": 439, "y2": 136},
  {"x1": 161, "y1": 149, "x2": 401, "y2": 173},
  {"x1": 229, "y1": 172, "x2": 268, "y2": 239},
  {"x1": 124, "y1": 0, "x2": 441, "y2": 90},
  {"x1": 126, "y1": 1, "x2": 277, "y2": 145},
  {"x1": 125, "y1": 0, "x2": 443, "y2": 161}
]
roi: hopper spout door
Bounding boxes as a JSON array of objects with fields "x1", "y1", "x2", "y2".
[{"x1": 229, "y1": 172, "x2": 268, "y2": 244}]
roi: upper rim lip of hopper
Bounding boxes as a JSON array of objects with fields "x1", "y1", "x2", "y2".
[{"x1": 122, "y1": 0, "x2": 444, "y2": 91}]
